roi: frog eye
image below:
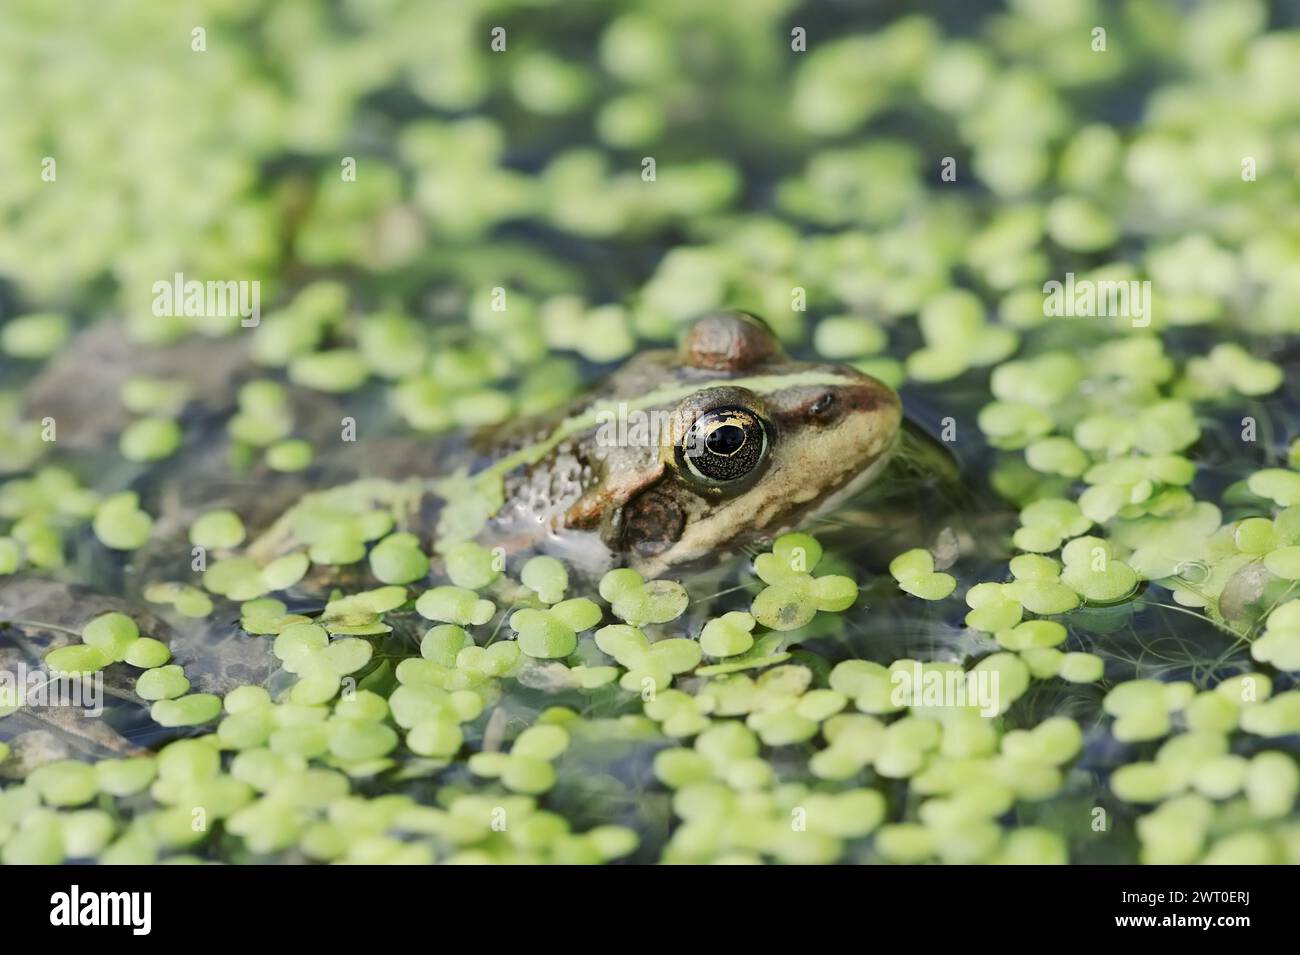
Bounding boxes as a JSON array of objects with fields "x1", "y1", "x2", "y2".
[{"x1": 678, "y1": 406, "x2": 770, "y2": 487}]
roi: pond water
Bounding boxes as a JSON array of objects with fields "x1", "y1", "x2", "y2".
[{"x1": 1, "y1": 0, "x2": 1298, "y2": 865}]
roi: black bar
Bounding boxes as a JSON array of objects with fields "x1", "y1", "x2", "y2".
[{"x1": 10, "y1": 864, "x2": 1278, "y2": 941}]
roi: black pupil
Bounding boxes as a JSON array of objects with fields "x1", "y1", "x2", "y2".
[
  {"x1": 706, "y1": 424, "x2": 745, "y2": 456},
  {"x1": 681, "y1": 407, "x2": 767, "y2": 484}
]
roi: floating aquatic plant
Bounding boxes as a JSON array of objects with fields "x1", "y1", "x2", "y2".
[{"x1": 2, "y1": 0, "x2": 1299, "y2": 868}]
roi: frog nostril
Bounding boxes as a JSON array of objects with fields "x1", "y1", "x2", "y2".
[{"x1": 809, "y1": 392, "x2": 836, "y2": 418}]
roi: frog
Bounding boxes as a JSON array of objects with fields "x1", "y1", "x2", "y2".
[
  {"x1": 243, "y1": 309, "x2": 904, "y2": 580},
  {"x1": 0, "y1": 309, "x2": 923, "y2": 763}
]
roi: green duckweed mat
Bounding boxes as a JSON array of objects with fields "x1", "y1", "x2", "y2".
[{"x1": 1, "y1": 0, "x2": 1299, "y2": 864}]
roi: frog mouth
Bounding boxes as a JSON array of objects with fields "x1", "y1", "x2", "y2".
[
  {"x1": 626, "y1": 430, "x2": 901, "y2": 578},
  {"x1": 774, "y1": 432, "x2": 900, "y2": 533},
  {"x1": 821, "y1": 443, "x2": 897, "y2": 509}
]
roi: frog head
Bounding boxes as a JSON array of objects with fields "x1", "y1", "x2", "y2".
[{"x1": 546, "y1": 311, "x2": 902, "y2": 575}]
